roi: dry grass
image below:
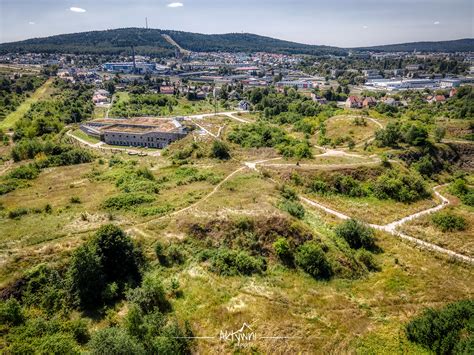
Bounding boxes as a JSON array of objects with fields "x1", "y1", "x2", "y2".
[{"x1": 399, "y1": 188, "x2": 474, "y2": 257}]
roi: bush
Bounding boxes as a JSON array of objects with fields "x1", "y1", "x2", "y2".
[
  {"x1": 405, "y1": 300, "x2": 474, "y2": 354},
  {"x1": 8, "y1": 207, "x2": 29, "y2": 219},
  {"x1": 0, "y1": 298, "x2": 24, "y2": 326},
  {"x1": 295, "y1": 242, "x2": 332, "y2": 280},
  {"x1": 70, "y1": 196, "x2": 81, "y2": 204},
  {"x1": 37, "y1": 333, "x2": 80, "y2": 355},
  {"x1": 373, "y1": 170, "x2": 429, "y2": 203},
  {"x1": 335, "y1": 219, "x2": 376, "y2": 250},
  {"x1": 89, "y1": 328, "x2": 145, "y2": 355},
  {"x1": 273, "y1": 237, "x2": 294, "y2": 266},
  {"x1": 279, "y1": 199, "x2": 305, "y2": 219},
  {"x1": 432, "y1": 212, "x2": 467, "y2": 232},
  {"x1": 210, "y1": 140, "x2": 230, "y2": 160},
  {"x1": 8, "y1": 164, "x2": 40, "y2": 180},
  {"x1": 127, "y1": 272, "x2": 170, "y2": 314},
  {"x1": 356, "y1": 249, "x2": 380, "y2": 272},
  {"x1": 210, "y1": 249, "x2": 266, "y2": 276},
  {"x1": 102, "y1": 193, "x2": 155, "y2": 210}
]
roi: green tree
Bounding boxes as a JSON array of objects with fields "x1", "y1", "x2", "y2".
[{"x1": 67, "y1": 244, "x2": 104, "y2": 309}]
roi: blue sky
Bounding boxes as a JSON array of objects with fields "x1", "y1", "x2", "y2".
[{"x1": 0, "y1": 0, "x2": 473, "y2": 47}]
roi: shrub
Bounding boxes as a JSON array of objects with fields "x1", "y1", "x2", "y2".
[
  {"x1": 295, "y1": 242, "x2": 332, "y2": 280},
  {"x1": 8, "y1": 164, "x2": 39, "y2": 180},
  {"x1": 0, "y1": 298, "x2": 24, "y2": 326},
  {"x1": 88, "y1": 328, "x2": 145, "y2": 355},
  {"x1": 356, "y1": 249, "x2": 380, "y2": 272},
  {"x1": 70, "y1": 196, "x2": 81, "y2": 204},
  {"x1": 210, "y1": 140, "x2": 230, "y2": 160},
  {"x1": 405, "y1": 300, "x2": 474, "y2": 354},
  {"x1": 373, "y1": 170, "x2": 429, "y2": 203},
  {"x1": 431, "y1": 212, "x2": 467, "y2": 232},
  {"x1": 8, "y1": 207, "x2": 29, "y2": 219},
  {"x1": 102, "y1": 193, "x2": 155, "y2": 210},
  {"x1": 37, "y1": 333, "x2": 80, "y2": 355},
  {"x1": 127, "y1": 272, "x2": 170, "y2": 314},
  {"x1": 273, "y1": 237, "x2": 294, "y2": 266},
  {"x1": 279, "y1": 199, "x2": 305, "y2": 219},
  {"x1": 210, "y1": 249, "x2": 266, "y2": 276},
  {"x1": 335, "y1": 219, "x2": 376, "y2": 250}
]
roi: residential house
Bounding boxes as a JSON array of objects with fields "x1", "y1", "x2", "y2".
[
  {"x1": 160, "y1": 86, "x2": 175, "y2": 95},
  {"x1": 345, "y1": 96, "x2": 362, "y2": 109},
  {"x1": 238, "y1": 100, "x2": 251, "y2": 111},
  {"x1": 362, "y1": 97, "x2": 377, "y2": 108}
]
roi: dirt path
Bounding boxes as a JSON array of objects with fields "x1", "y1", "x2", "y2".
[{"x1": 301, "y1": 187, "x2": 473, "y2": 264}]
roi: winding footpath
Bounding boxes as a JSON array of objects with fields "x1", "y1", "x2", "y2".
[{"x1": 248, "y1": 158, "x2": 473, "y2": 265}]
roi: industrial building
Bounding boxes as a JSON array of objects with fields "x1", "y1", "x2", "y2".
[
  {"x1": 80, "y1": 118, "x2": 188, "y2": 148},
  {"x1": 102, "y1": 62, "x2": 156, "y2": 74}
]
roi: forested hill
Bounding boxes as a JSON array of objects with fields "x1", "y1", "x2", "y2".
[
  {"x1": 1, "y1": 28, "x2": 472, "y2": 56},
  {"x1": 0, "y1": 28, "x2": 344, "y2": 56},
  {"x1": 355, "y1": 38, "x2": 474, "y2": 53}
]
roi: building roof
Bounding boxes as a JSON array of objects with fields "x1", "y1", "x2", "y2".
[{"x1": 87, "y1": 118, "x2": 183, "y2": 134}]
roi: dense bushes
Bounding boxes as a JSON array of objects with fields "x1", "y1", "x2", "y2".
[
  {"x1": 449, "y1": 178, "x2": 474, "y2": 207},
  {"x1": 103, "y1": 193, "x2": 155, "y2": 210},
  {"x1": 210, "y1": 248, "x2": 266, "y2": 276},
  {"x1": 109, "y1": 93, "x2": 177, "y2": 118},
  {"x1": 306, "y1": 168, "x2": 429, "y2": 203},
  {"x1": 375, "y1": 122, "x2": 428, "y2": 147},
  {"x1": 431, "y1": 212, "x2": 467, "y2": 232},
  {"x1": 405, "y1": 300, "x2": 474, "y2": 354},
  {"x1": 295, "y1": 242, "x2": 332, "y2": 280},
  {"x1": 335, "y1": 219, "x2": 377, "y2": 251},
  {"x1": 373, "y1": 169, "x2": 430, "y2": 202},
  {"x1": 228, "y1": 122, "x2": 312, "y2": 159}
]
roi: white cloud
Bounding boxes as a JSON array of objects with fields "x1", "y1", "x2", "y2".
[
  {"x1": 434, "y1": 21, "x2": 440, "y2": 25},
  {"x1": 28, "y1": 21, "x2": 35, "y2": 25},
  {"x1": 167, "y1": 2, "x2": 184, "y2": 8},
  {"x1": 362, "y1": 25, "x2": 368, "y2": 29},
  {"x1": 70, "y1": 7, "x2": 86, "y2": 13}
]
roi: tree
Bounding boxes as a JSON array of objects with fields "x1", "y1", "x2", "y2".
[
  {"x1": 93, "y1": 224, "x2": 142, "y2": 286},
  {"x1": 67, "y1": 244, "x2": 104, "y2": 309}
]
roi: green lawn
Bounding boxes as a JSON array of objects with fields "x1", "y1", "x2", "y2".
[
  {"x1": 70, "y1": 129, "x2": 101, "y2": 144},
  {"x1": 0, "y1": 78, "x2": 53, "y2": 130}
]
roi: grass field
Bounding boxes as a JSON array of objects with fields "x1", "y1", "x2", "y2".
[
  {"x1": 70, "y1": 129, "x2": 101, "y2": 144},
  {"x1": 0, "y1": 78, "x2": 53, "y2": 130}
]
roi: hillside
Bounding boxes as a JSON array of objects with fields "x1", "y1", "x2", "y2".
[
  {"x1": 0, "y1": 27, "x2": 345, "y2": 56},
  {"x1": 355, "y1": 38, "x2": 474, "y2": 52}
]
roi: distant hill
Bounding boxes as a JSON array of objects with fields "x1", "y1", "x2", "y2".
[
  {"x1": 0, "y1": 28, "x2": 345, "y2": 57},
  {"x1": 0, "y1": 28, "x2": 471, "y2": 56},
  {"x1": 354, "y1": 38, "x2": 474, "y2": 53}
]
